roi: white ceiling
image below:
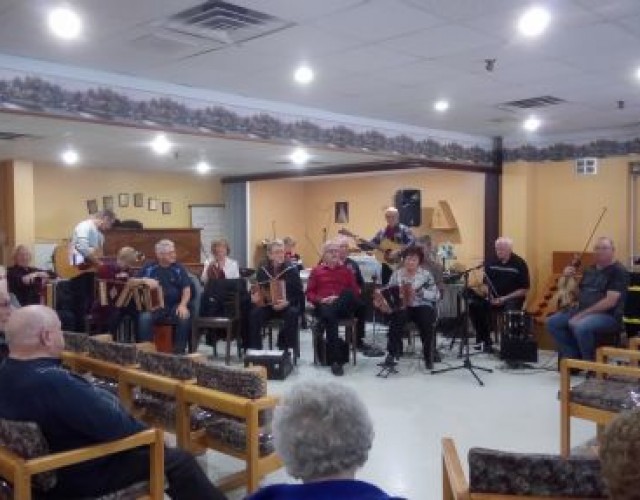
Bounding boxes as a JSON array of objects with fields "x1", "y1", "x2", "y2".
[
  {"x1": 0, "y1": 113, "x2": 390, "y2": 175},
  {"x1": 0, "y1": 0, "x2": 637, "y2": 150}
]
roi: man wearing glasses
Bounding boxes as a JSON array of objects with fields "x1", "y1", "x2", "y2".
[{"x1": 548, "y1": 237, "x2": 629, "y2": 361}]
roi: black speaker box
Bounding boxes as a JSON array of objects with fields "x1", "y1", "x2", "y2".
[
  {"x1": 500, "y1": 337, "x2": 538, "y2": 364},
  {"x1": 394, "y1": 189, "x2": 421, "y2": 227}
]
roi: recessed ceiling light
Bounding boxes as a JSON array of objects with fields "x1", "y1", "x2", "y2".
[
  {"x1": 434, "y1": 100, "x2": 449, "y2": 112},
  {"x1": 150, "y1": 133, "x2": 172, "y2": 155},
  {"x1": 48, "y1": 6, "x2": 82, "y2": 40},
  {"x1": 635, "y1": 67, "x2": 640, "y2": 80},
  {"x1": 518, "y1": 6, "x2": 550, "y2": 37},
  {"x1": 523, "y1": 116, "x2": 541, "y2": 132},
  {"x1": 294, "y1": 65, "x2": 314, "y2": 85},
  {"x1": 196, "y1": 160, "x2": 211, "y2": 174},
  {"x1": 290, "y1": 147, "x2": 310, "y2": 166},
  {"x1": 61, "y1": 147, "x2": 79, "y2": 165}
]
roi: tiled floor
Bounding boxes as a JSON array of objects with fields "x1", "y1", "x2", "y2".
[{"x1": 198, "y1": 327, "x2": 595, "y2": 500}]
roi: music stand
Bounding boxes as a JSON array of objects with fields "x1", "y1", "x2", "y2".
[{"x1": 431, "y1": 266, "x2": 493, "y2": 386}]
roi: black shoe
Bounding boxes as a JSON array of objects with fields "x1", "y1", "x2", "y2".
[
  {"x1": 473, "y1": 343, "x2": 483, "y2": 351},
  {"x1": 433, "y1": 351, "x2": 442, "y2": 363},
  {"x1": 331, "y1": 363, "x2": 344, "y2": 376}
]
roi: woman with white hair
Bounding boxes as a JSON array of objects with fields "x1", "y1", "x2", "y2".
[{"x1": 248, "y1": 381, "x2": 403, "y2": 500}]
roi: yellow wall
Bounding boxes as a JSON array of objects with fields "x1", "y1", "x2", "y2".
[
  {"x1": 33, "y1": 163, "x2": 223, "y2": 242},
  {"x1": 250, "y1": 169, "x2": 486, "y2": 268},
  {"x1": 501, "y1": 155, "x2": 638, "y2": 304}
]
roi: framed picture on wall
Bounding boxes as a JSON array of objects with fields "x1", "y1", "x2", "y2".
[
  {"x1": 118, "y1": 193, "x2": 130, "y2": 207},
  {"x1": 133, "y1": 193, "x2": 144, "y2": 208},
  {"x1": 148, "y1": 198, "x2": 158, "y2": 211},
  {"x1": 162, "y1": 202, "x2": 171, "y2": 215},
  {"x1": 335, "y1": 201, "x2": 349, "y2": 224},
  {"x1": 86, "y1": 199, "x2": 98, "y2": 214},
  {"x1": 103, "y1": 196, "x2": 114, "y2": 211}
]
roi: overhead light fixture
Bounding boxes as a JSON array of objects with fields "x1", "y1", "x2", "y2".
[
  {"x1": 523, "y1": 116, "x2": 541, "y2": 132},
  {"x1": 196, "y1": 160, "x2": 212, "y2": 174},
  {"x1": 294, "y1": 65, "x2": 314, "y2": 85},
  {"x1": 61, "y1": 147, "x2": 79, "y2": 165},
  {"x1": 290, "y1": 147, "x2": 310, "y2": 166},
  {"x1": 635, "y1": 67, "x2": 640, "y2": 80},
  {"x1": 434, "y1": 100, "x2": 449, "y2": 112},
  {"x1": 150, "y1": 133, "x2": 172, "y2": 155},
  {"x1": 48, "y1": 6, "x2": 83, "y2": 40},
  {"x1": 518, "y1": 6, "x2": 550, "y2": 37}
]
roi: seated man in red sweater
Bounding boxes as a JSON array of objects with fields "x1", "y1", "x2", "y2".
[{"x1": 306, "y1": 240, "x2": 361, "y2": 376}]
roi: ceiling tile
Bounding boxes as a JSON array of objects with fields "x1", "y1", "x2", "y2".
[{"x1": 232, "y1": 0, "x2": 366, "y2": 23}]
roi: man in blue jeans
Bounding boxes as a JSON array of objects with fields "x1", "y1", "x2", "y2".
[
  {"x1": 137, "y1": 239, "x2": 192, "y2": 354},
  {"x1": 547, "y1": 237, "x2": 628, "y2": 361}
]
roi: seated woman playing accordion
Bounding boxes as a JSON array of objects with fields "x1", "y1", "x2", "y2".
[{"x1": 374, "y1": 247, "x2": 439, "y2": 369}]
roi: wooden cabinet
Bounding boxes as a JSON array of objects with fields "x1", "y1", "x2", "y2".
[{"x1": 104, "y1": 228, "x2": 202, "y2": 266}]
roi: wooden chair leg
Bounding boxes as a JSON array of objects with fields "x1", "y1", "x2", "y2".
[
  {"x1": 560, "y1": 360, "x2": 571, "y2": 457},
  {"x1": 225, "y1": 326, "x2": 232, "y2": 365}
]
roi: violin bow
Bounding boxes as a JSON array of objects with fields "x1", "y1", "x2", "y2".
[{"x1": 577, "y1": 207, "x2": 608, "y2": 264}]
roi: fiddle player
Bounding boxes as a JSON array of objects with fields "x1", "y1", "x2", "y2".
[
  {"x1": 247, "y1": 239, "x2": 302, "y2": 352},
  {"x1": 7, "y1": 245, "x2": 55, "y2": 306},
  {"x1": 361, "y1": 207, "x2": 415, "y2": 284},
  {"x1": 306, "y1": 240, "x2": 361, "y2": 376},
  {"x1": 377, "y1": 247, "x2": 439, "y2": 369},
  {"x1": 69, "y1": 209, "x2": 116, "y2": 332},
  {"x1": 468, "y1": 237, "x2": 530, "y2": 353},
  {"x1": 547, "y1": 237, "x2": 628, "y2": 362}
]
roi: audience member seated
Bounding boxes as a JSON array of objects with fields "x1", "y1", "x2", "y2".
[
  {"x1": 7, "y1": 245, "x2": 55, "y2": 306},
  {"x1": 92, "y1": 246, "x2": 140, "y2": 336},
  {"x1": 0, "y1": 305, "x2": 226, "y2": 500},
  {"x1": 137, "y1": 239, "x2": 192, "y2": 354},
  {"x1": 248, "y1": 239, "x2": 302, "y2": 352},
  {"x1": 0, "y1": 291, "x2": 15, "y2": 360},
  {"x1": 376, "y1": 247, "x2": 439, "y2": 369},
  {"x1": 247, "y1": 381, "x2": 403, "y2": 500},
  {"x1": 306, "y1": 241, "x2": 362, "y2": 376},
  {"x1": 201, "y1": 238, "x2": 240, "y2": 284},
  {"x1": 600, "y1": 407, "x2": 640, "y2": 500},
  {"x1": 548, "y1": 237, "x2": 628, "y2": 361}
]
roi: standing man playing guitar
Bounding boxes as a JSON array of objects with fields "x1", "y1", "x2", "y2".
[
  {"x1": 363, "y1": 207, "x2": 415, "y2": 284},
  {"x1": 69, "y1": 210, "x2": 116, "y2": 332}
]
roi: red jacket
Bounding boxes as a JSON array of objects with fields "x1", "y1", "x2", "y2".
[{"x1": 306, "y1": 263, "x2": 360, "y2": 305}]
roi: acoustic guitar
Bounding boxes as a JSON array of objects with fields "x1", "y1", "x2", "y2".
[
  {"x1": 338, "y1": 228, "x2": 404, "y2": 269},
  {"x1": 53, "y1": 241, "x2": 101, "y2": 280}
]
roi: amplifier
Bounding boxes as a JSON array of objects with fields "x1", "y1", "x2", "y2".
[
  {"x1": 500, "y1": 337, "x2": 538, "y2": 365},
  {"x1": 244, "y1": 349, "x2": 293, "y2": 380}
]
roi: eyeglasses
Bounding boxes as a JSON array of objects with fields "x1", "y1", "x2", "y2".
[{"x1": 594, "y1": 246, "x2": 612, "y2": 251}]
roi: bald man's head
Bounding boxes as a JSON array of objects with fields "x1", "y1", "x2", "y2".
[{"x1": 5, "y1": 305, "x2": 64, "y2": 359}]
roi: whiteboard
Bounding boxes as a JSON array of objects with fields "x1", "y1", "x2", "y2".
[
  {"x1": 190, "y1": 204, "x2": 225, "y2": 262},
  {"x1": 34, "y1": 243, "x2": 57, "y2": 271}
]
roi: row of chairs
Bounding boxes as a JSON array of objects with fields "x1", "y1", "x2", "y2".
[{"x1": 0, "y1": 331, "x2": 283, "y2": 498}]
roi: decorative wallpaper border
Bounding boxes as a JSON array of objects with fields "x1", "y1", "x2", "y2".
[
  {"x1": 504, "y1": 138, "x2": 640, "y2": 162},
  {"x1": 0, "y1": 76, "x2": 492, "y2": 165}
]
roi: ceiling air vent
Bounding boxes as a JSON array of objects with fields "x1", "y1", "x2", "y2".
[
  {"x1": 151, "y1": 0, "x2": 294, "y2": 48},
  {"x1": 499, "y1": 95, "x2": 566, "y2": 109},
  {"x1": 576, "y1": 157, "x2": 598, "y2": 176}
]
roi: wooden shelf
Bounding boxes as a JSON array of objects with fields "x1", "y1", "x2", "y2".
[{"x1": 431, "y1": 201, "x2": 458, "y2": 231}]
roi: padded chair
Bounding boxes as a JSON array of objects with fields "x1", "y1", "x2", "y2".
[
  {"x1": 559, "y1": 346, "x2": 640, "y2": 456},
  {"x1": 442, "y1": 437, "x2": 606, "y2": 500},
  {"x1": 0, "y1": 418, "x2": 164, "y2": 500},
  {"x1": 176, "y1": 362, "x2": 281, "y2": 494},
  {"x1": 192, "y1": 286, "x2": 243, "y2": 365}
]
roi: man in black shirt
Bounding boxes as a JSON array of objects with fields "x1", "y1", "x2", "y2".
[
  {"x1": 0, "y1": 305, "x2": 225, "y2": 499},
  {"x1": 548, "y1": 237, "x2": 628, "y2": 361},
  {"x1": 468, "y1": 237, "x2": 530, "y2": 352}
]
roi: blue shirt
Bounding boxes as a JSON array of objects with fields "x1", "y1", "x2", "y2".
[
  {"x1": 71, "y1": 219, "x2": 104, "y2": 257},
  {"x1": 138, "y1": 261, "x2": 191, "y2": 309},
  {"x1": 0, "y1": 357, "x2": 145, "y2": 495},
  {"x1": 247, "y1": 479, "x2": 405, "y2": 500}
]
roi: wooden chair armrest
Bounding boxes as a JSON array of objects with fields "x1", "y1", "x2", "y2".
[
  {"x1": 24, "y1": 428, "x2": 161, "y2": 475},
  {"x1": 627, "y1": 337, "x2": 640, "y2": 350},
  {"x1": 597, "y1": 346, "x2": 640, "y2": 363},
  {"x1": 119, "y1": 367, "x2": 192, "y2": 395},
  {"x1": 252, "y1": 395, "x2": 279, "y2": 411},
  {"x1": 561, "y1": 358, "x2": 640, "y2": 378},
  {"x1": 441, "y1": 438, "x2": 470, "y2": 500},
  {"x1": 178, "y1": 384, "x2": 250, "y2": 419},
  {"x1": 66, "y1": 354, "x2": 128, "y2": 379}
]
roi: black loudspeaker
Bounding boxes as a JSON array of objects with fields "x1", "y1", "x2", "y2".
[
  {"x1": 500, "y1": 337, "x2": 539, "y2": 365},
  {"x1": 394, "y1": 189, "x2": 421, "y2": 227}
]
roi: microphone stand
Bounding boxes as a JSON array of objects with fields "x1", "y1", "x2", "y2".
[{"x1": 431, "y1": 265, "x2": 493, "y2": 386}]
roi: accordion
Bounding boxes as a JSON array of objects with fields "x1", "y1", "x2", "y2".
[
  {"x1": 373, "y1": 283, "x2": 413, "y2": 313},
  {"x1": 99, "y1": 279, "x2": 164, "y2": 311},
  {"x1": 251, "y1": 279, "x2": 287, "y2": 307}
]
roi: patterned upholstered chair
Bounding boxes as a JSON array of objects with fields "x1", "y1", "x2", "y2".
[
  {"x1": 118, "y1": 350, "x2": 200, "y2": 434},
  {"x1": 560, "y1": 346, "x2": 640, "y2": 456},
  {"x1": 442, "y1": 437, "x2": 607, "y2": 500},
  {"x1": 0, "y1": 418, "x2": 164, "y2": 500},
  {"x1": 176, "y1": 362, "x2": 281, "y2": 494}
]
